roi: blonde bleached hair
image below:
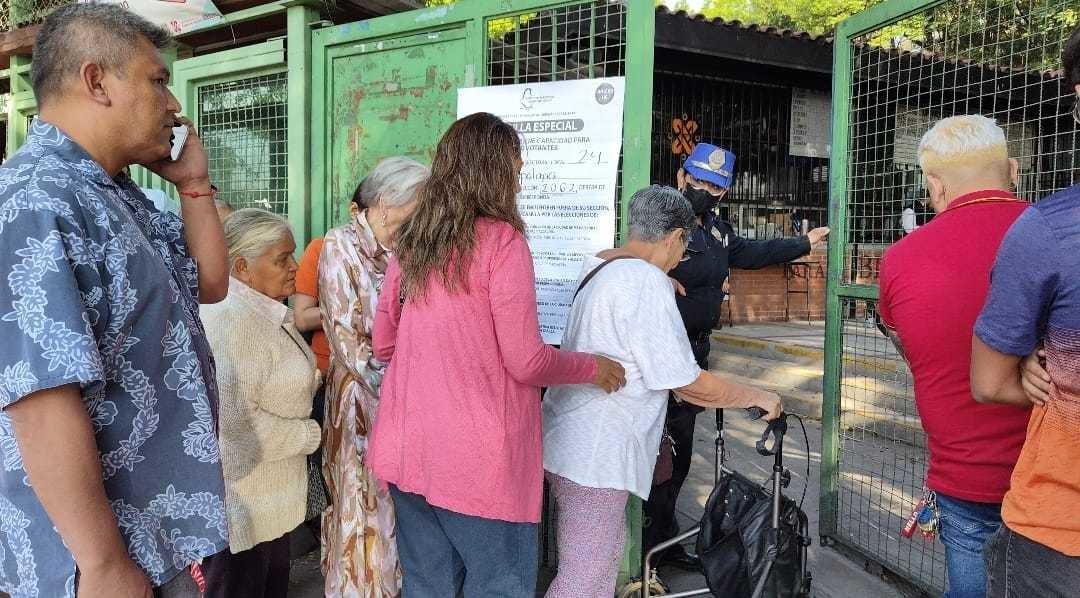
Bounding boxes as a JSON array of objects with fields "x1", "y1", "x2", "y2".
[{"x1": 917, "y1": 115, "x2": 1008, "y2": 176}]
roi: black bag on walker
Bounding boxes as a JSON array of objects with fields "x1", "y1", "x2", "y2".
[{"x1": 695, "y1": 469, "x2": 810, "y2": 598}]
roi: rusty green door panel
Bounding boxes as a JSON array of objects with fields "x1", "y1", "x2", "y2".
[
  {"x1": 312, "y1": 15, "x2": 481, "y2": 237},
  {"x1": 324, "y1": 29, "x2": 467, "y2": 228},
  {"x1": 310, "y1": 1, "x2": 653, "y2": 586},
  {"x1": 311, "y1": 0, "x2": 652, "y2": 240}
]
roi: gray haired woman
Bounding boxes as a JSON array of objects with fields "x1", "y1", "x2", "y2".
[
  {"x1": 541, "y1": 185, "x2": 783, "y2": 598},
  {"x1": 199, "y1": 208, "x2": 321, "y2": 598},
  {"x1": 318, "y1": 156, "x2": 429, "y2": 596}
]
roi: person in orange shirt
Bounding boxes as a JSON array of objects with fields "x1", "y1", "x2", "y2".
[
  {"x1": 294, "y1": 183, "x2": 368, "y2": 372},
  {"x1": 971, "y1": 25, "x2": 1080, "y2": 598},
  {"x1": 294, "y1": 233, "x2": 334, "y2": 374}
]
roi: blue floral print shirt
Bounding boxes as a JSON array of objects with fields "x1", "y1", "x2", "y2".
[{"x1": 0, "y1": 119, "x2": 228, "y2": 597}]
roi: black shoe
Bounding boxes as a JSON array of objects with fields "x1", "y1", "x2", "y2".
[{"x1": 659, "y1": 550, "x2": 701, "y2": 571}]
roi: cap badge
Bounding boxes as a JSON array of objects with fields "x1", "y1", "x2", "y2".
[{"x1": 708, "y1": 149, "x2": 726, "y2": 170}]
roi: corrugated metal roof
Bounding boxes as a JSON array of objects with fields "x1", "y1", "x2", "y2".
[
  {"x1": 655, "y1": 5, "x2": 832, "y2": 45},
  {"x1": 867, "y1": 45, "x2": 1065, "y2": 81},
  {"x1": 656, "y1": 5, "x2": 1065, "y2": 82}
]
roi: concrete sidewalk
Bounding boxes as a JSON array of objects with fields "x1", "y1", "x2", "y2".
[
  {"x1": 654, "y1": 411, "x2": 921, "y2": 598},
  {"x1": 718, "y1": 321, "x2": 827, "y2": 352},
  {"x1": 285, "y1": 411, "x2": 920, "y2": 597},
  {"x1": 286, "y1": 323, "x2": 927, "y2": 597}
]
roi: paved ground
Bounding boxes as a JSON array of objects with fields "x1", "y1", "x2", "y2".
[
  {"x1": 658, "y1": 410, "x2": 921, "y2": 598},
  {"x1": 285, "y1": 412, "x2": 917, "y2": 597},
  {"x1": 284, "y1": 323, "x2": 928, "y2": 597},
  {"x1": 720, "y1": 321, "x2": 827, "y2": 351},
  {"x1": 716, "y1": 320, "x2": 904, "y2": 359}
]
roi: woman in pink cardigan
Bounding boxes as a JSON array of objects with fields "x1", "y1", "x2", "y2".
[{"x1": 369, "y1": 112, "x2": 625, "y2": 597}]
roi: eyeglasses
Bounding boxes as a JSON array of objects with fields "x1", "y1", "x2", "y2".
[{"x1": 680, "y1": 228, "x2": 692, "y2": 249}]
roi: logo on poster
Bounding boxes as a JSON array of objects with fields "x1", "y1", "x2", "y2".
[
  {"x1": 595, "y1": 82, "x2": 615, "y2": 105},
  {"x1": 520, "y1": 87, "x2": 555, "y2": 111}
]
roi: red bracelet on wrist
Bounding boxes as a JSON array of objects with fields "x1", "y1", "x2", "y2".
[{"x1": 178, "y1": 185, "x2": 218, "y2": 200}]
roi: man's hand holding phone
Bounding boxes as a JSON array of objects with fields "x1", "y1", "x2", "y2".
[{"x1": 146, "y1": 116, "x2": 212, "y2": 197}]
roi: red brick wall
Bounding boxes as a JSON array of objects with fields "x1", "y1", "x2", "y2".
[
  {"x1": 850, "y1": 247, "x2": 884, "y2": 286},
  {"x1": 724, "y1": 247, "x2": 828, "y2": 324},
  {"x1": 849, "y1": 246, "x2": 885, "y2": 318}
]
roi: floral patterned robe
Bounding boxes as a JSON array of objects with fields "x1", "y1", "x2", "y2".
[{"x1": 318, "y1": 210, "x2": 401, "y2": 597}]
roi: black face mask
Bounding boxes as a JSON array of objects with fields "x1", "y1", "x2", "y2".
[{"x1": 684, "y1": 186, "x2": 719, "y2": 216}]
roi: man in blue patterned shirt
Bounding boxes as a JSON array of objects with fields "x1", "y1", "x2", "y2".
[{"x1": 0, "y1": 4, "x2": 230, "y2": 598}]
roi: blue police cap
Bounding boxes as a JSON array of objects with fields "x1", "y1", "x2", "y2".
[{"x1": 683, "y1": 143, "x2": 736, "y2": 189}]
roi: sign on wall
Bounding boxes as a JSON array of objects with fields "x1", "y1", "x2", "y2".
[
  {"x1": 893, "y1": 105, "x2": 932, "y2": 166},
  {"x1": 789, "y1": 88, "x2": 831, "y2": 158},
  {"x1": 893, "y1": 105, "x2": 1035, "y2": 169},
  {"x1": 457, "y1": 77, "x2": 626, "y2": 344},
  {"x1": 83, "y1": 0, "x2": 223, "y2": 35}
]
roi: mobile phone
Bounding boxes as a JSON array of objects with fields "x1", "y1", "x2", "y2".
[{"x1": 170, "y1": 124, "x2": 188, "y2": 161}]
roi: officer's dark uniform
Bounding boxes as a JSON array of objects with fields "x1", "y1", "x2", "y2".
[{"x1": 643, "y1": 211, "x2": 811, "y2": 558}]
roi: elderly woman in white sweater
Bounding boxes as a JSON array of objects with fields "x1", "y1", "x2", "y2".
[
  {"x1": 199, "y1": 208, "x2": 321, "y2": 598},
  {"x1": 542, "y1": 186, "x2": 782, "y2": 598}
]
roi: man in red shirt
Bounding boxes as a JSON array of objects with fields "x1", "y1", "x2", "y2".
[{"x1": 877, "y1": 115, "x2": 1031, "y2": 598}]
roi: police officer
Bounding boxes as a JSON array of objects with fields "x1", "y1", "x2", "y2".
[{"x1": 645, "y1": 143, "x2": 830, "y2": 569}]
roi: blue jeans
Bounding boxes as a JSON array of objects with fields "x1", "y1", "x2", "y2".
[
  {"x1": 937, "y1": 493, "x2": 1002, "y2": 598},
  {"x1": 985, "y1": 524, "x2": 1080, "y2": 598},
  {"x1": 389, "y1": 485, "x2": 538, "y2": 598}
]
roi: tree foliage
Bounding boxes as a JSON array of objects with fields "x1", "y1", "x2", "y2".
[
  {"x1": 692, "y1": 0, "x2": 881, "y2": 36},
  {"x1": 668, "y1": 0, "x2": 1077, "y2": 70},
  {"x1": 424, "y1": 0, "x2": 533, "y2": 39},
  {"x1": 920, "y1": 0, "x2": 1078, "y2": 71}
]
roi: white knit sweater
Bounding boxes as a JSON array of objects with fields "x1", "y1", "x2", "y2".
[{"x1": 201, "y1": 277, "x2": 322, "y2": 553}]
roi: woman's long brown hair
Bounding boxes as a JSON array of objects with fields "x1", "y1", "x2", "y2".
[{"x1": 394, "y1": 112, "x2": 525, "y2": 297}]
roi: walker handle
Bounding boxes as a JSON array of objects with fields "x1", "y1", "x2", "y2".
[{"x1": 756, "y1": 416, "x2": 789, "y2": 456}]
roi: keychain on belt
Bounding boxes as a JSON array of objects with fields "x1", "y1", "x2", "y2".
[{"x1": 901, "y1": 490, "x2": 939, "y2": 540}]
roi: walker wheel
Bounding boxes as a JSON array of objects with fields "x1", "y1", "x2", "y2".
[{"x1": 616, "y1": 575, "x2": 669, "y2": 598}]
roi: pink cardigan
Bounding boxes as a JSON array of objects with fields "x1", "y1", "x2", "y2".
[{"x1": 369, "y1": 219, "x2": 597, "y2": 523}]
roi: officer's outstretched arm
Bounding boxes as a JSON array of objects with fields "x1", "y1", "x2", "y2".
[{"x1": 727, "y1": 231, "x2": 811, "y2": 270}]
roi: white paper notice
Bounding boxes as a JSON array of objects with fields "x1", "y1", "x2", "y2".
[
  {"x1": 893, "y1": 105, "x2": 932, "y2": 166},
  {"x1": 1003, "y1": 122, "x2": 1034, "y2": 170},
  {"x1": 789, "y1": 89, "x2": 831, "y2": 158},
  {"x1": 893, "y1": 108, "x2": 1033, "y2": 170},
  {"x1": 458, "y1": 77, "x2": 625, "y2": 344}
]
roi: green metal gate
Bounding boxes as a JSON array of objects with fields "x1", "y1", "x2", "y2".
[
  {"x1": 309, "y1": 0, "x2": 654, "y2": 237},
  {"x1": 310, "y1": 0, "x2": 654, "y2": 583},
  {"x1": 822, "y1": 0, "x2": 1079, "y2": 593},
  {"x1": 173, "y1": 42, "x2": 291, "y2": 216}
]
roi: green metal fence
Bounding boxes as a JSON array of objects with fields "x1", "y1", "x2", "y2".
[
  {"x1": 199, "y1": 71, "x2": 290, "y2": 214},
  {"x1": 310, "y1": 1, "x2": 651, "y2": 583},
  {"x1": 822, "y1": 0, "x2": 1079, "y2": 593},
  {"x1": 651, "y1": 71, "x2": 831, "y2": 239}
]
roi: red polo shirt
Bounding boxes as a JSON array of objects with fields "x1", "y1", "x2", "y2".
[{"x1": 878, "y1": 190, "x2": 1031, "y2": 504}]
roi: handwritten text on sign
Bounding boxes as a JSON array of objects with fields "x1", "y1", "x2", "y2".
[
  {"x1": 458, "y1": 77, "x2": 626, "y2": 344},
  {"x1": 789, "y1": 88, "x2": 831, "y2": 158}
]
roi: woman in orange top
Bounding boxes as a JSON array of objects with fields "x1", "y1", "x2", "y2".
[{"x1": 295, "y1": 239, "x2": 335, "y2": 372}]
